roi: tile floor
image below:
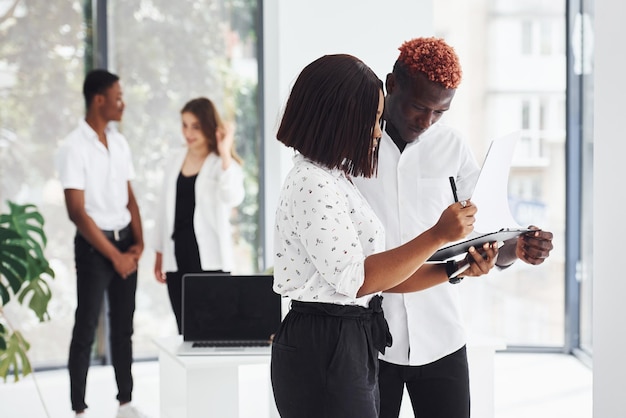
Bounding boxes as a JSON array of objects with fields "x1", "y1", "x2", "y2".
[{"x1": 0, "y1": 352, "x2": 592, "y2": 418}]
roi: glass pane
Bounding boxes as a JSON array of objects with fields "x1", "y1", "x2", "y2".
[
  {"x1": 578, "y1": 1, "x2": 594, "y2": 355},
  {"x1": 435, "y1": 1, "x2": 566, "y2": 347},
  {"x1": 108, "y1": 0, "x2": 261, "y2": 357},
  {"x1": 0, "y1": 0, "x2": 86, "y2": 365}
]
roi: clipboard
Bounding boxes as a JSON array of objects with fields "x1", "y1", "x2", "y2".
[
  {"x1": 427, "y1": 228, "x2": 532, "y2": 262},
  {"x1": 426, "y1": 132, "x2": 530, "y2": 262}
]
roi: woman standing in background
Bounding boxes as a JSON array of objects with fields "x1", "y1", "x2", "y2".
[{"x1": 152, "y1": 97, "x2": 245, "y2": 333}]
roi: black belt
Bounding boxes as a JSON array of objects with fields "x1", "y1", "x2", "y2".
[
  {"x1": 101, "y1": 224, "x2": 132, "y2": 242},
  {"x1": 290, "y1": 295, "x2": 393, "y2": 354}
]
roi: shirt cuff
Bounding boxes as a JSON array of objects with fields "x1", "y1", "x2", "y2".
[{"x1": 333, "y1": 260, "x2": 366, "y2": 299}]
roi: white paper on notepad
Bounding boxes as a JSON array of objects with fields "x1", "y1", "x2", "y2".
[
  {"x1": 470, "y1": 131, "x2": 522, "y2": 233},
  {"x1": 428, "y1": 131, "x2": 529, "y2": 262}
]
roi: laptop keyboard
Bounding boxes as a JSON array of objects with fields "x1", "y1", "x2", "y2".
[{"x1": 192, "y1": 340, "x2": 271, "y2": 348}]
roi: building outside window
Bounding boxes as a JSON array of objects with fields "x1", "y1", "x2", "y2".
[{"x1": 435, "y1": 0, "x2": 567, "y2": 348}]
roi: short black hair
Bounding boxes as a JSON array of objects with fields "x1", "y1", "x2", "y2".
[
  {"x1": 277, "y1": 54, "x2": 383, "y2": 178},
  {"x1": 83, "y1": 69, "x2": 119, "y2": 110}
]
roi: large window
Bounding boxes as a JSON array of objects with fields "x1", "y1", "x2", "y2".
[
  {"x1": 108, "y1": 0, "x2": 261, "y2": 357},
  {"x1": 0, "y1": 0, "x2": 87, "y2": 366},
  {"x1": 434, "y1": 0, "x2": 567, "y2": 348},
  {"x1": 0, "y1": 0, "x2": 592, "y2": 371},
  {"x1": 0, "y1": 0, "x2": 261, "y2": 366}
]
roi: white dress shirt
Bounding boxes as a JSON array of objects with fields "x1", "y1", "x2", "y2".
[
  {"x1": 353, "y1": 122, "x2": 480, "y2": 365},
  {"x1": 273, "y1": 154, "x2": 385, "y2": 307},
  {"x1": 56, "y1": 119, "x2": 135, "y2": 231},
  {"x1": 151, "y1": 148, "x2": 245, "y2": 272}
]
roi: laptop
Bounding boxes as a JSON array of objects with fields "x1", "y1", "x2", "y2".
[{"x1": 177, "y1": 273, "x2": 282, "y2": 356}]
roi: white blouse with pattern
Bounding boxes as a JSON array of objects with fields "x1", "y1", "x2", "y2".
[{"x1": 273, "y1": 154, "x2": 385, "y2": 307}]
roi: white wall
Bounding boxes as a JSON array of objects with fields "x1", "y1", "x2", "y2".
[
  {"x1": 262, "y1": 0, "x2": 433, "y2": 268},
  {"x1": 593, "y1": 0, "x2": 626, "y2": 416}
]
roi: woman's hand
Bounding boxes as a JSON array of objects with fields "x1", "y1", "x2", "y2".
[
  {"x1": 460, "y1": 241, "x2": 500, "y2": 277},
  {"x1": 216, "y1": 121, "x2": 235, "y2": 169},
  {"x1": 432, "y1": 200, "x2": 477, "y2": 244}
]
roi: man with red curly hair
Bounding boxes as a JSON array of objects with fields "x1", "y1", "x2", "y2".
[{"x1": 354, "y1": 37, "x2": 554, "y2": 417}]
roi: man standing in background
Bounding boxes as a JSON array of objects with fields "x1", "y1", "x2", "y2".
[{"x1": 56, "y1": 69, "x2": 147, "y2": 418}]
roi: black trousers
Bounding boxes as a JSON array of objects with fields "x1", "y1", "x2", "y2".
[
  {"x1": 378, "y1": 345, "x2": 470, "y2": 418},
  {"x1": 165, "y1": 269, "x2": 225, "y2": 334},
  {"x1": 68, "y1": 229, "x2": 137, "y2": 412},
  {"x1": 271, "y1": 298, "x2": 391, "y2": 418},
  {"x1": 167, "y1": 222, "x2": 203, "y2": 334},
  {"x1": 164, "y1": 271, "x2": 186, "y2": 334}
]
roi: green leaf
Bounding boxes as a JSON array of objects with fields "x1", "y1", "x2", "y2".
[
  {"x1": 0, "y1": 331, "x2": 32, "y2": 382},
  {"x1": 17, "y1": 277, "x2": 53, "y2": 322},
  {"x1": 2, "y1": 203, "x2": 48, "y2": 263},
  {"x1": 0, "y1": 226, "x2": 29, "y2": 296},
  {"x1": 0, "y1": 201, "x2": 54, "y2": 380},
  {"x1": 0, "y1": 226, "x2": 21, "y2": 241},
  {"x1": 0, "y1": 282, "x2": 10, "y2": 306},
  {"x1": 0, "y1": 243, "x2": 28, "y2": 293}
]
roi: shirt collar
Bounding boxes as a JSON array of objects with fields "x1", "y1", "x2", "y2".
[
  {"x1": 382, "y1": 119, "x2": 443, "y2": 152},
  {"x1": 78, "y1": 119, "x2": 98, "y2": 141},
  {"x1": 293, "y1": 153, "x2": 345, "y2": 180},
  {"x1": 78, "y1": 119, "x2": 116, "y2": 146}
]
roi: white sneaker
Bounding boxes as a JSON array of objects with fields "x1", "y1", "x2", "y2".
[{"x1": 116, "y1": 403, "x2": 149, "y2": 418}]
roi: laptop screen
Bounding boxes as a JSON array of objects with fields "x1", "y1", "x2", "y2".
[{"x1": 181, "y1": 273, "x2": 281, "y2": 343}]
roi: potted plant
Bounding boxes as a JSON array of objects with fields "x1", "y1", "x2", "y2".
[{"x1": 0, "y1": 200, "x2": 55, "y2": 382}]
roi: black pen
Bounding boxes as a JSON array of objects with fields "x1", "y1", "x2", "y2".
[{"x1": 449, "y1": 176, "x2": 459, "y2": 202}]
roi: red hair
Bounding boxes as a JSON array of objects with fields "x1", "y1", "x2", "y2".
[{"x1": 396, "y1": 37, "x2": 462, "y2": 89}]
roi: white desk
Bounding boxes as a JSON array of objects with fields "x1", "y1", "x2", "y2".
[
  {"x1": 156, "y1": 335, "x2": 503, "y2": 418},
  {"x1": 153, "y1": 336, "x2": 279, "y2": 418},
  {"x1": 467, "y1": 337, "x2": 506, "y2": 418}
]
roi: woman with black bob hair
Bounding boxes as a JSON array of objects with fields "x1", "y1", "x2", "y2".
[
  {"x1": 276, "y1": 54, "x2": 382, "y2": 178},
  {"x1": 271, "y1": 54, "x2": 494, "y2": 418}
]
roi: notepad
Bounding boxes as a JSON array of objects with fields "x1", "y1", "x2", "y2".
[{"x1": 428, "y1": 132, "x2": 529, "y2": 262}]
